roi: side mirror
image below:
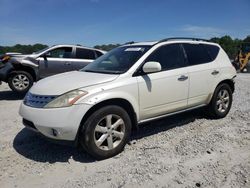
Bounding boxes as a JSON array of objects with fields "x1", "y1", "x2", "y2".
[
  {"x1": 41, "y1": 53, "x2": 49, "y2": 61},
  {"x1": 142, "y1": 61, "x2": 162, "y2": 74}
]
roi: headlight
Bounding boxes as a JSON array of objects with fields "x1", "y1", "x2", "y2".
[{"x1": 44, "y1": 90, "x2": 88, "y2": 108}]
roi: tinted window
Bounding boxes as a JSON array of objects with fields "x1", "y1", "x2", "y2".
[
  {"x1": 145, "y1": 44, "x2": 186, "y2": 71},
  {"x1": 47, "y1": 47, "x2": 72, "y2": 58},
  {"x1": 203, "y1": 44, "x2": 220, "y2": 61},
  {"x1": 95, "y1": 50, "x2": 104, "y2": 58},
  {"x1": 183, "y1": 43, "x2": 211, "y2": 65},
  {"x1": 76, "y1": 48, "x2": 95, "y2": 59},
  {"x1": 82, "y1": 46, "x2": 151, "y2": 74}
]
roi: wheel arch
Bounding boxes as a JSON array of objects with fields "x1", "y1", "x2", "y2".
[
  {"x1": 75, "y1": 98, "x2": 138, "y2": 145},
  {"x1": 216, "y1": 79, "x2": 235, "y2": 93},
  {"x1": 208, "y1": 78, "x2": 235, "y2": 104},
  {"x1": 8, "y1": 65, "x2": 37, "y2": 81}
]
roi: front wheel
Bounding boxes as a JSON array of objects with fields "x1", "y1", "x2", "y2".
[
  {"x1": 208, "y1": 83, "x2": 233, "y2": 119},
  {"x1": 8, "y1": 71, "x2": 34, "y2": 94},
  {"x1": 80, "y1": 105, "x2": 132, "y2": 159}
]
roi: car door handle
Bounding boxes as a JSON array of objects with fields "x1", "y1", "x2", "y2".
[
  {"x1": 64, "y1": 62, "x2": 71, "y2": 65},
  {"x1": 178, "y1": 75, "x2": 188, "y2": 81},
  {"x1": 211, "y1": 70, "x2": 219, "y2": 75}
]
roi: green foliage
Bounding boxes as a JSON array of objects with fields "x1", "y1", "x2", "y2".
[
  {"x1": 1, "y1": 35, "x2": 250, "y2": 59},
  {"x1": 210, "y1": 35, "x2": 242, "y2": 59},
  {"x1": 94, "y1": 44, "x2": 121, "y2": 51},
  {"x1": 243, "y1": 35, "x2": 250, "y2": 42},
  {"x1": 0, "y1": 44, "x2": 48, "y2": 55}
]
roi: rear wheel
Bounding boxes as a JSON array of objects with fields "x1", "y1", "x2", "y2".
[
  {"x1": 208, "y1": 83, "x2": 233, "y2": 119},
  {"x1": 8, "y1": 71, "x2": 33, "y2": 93},
  {"x1": 80, "y1": 105, "x2": 132, "y2": 159}
]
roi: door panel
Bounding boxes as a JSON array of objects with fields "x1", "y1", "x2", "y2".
[
  {"x1": 137, "y1": 43, "x2": 189, "y2": 120},
  {"x1": 182, "y1": 43, "x2": 220, "y2": 107},
  {"x1": 37, "y1": 57, "x2": 73, "y2": 78},
  {"x1": 70, "y1": 59, "x2": 93, "y2": 70},
  {"x1": 137, "y1": 68, "x2": 189, "y2": 120},
  {"x1": 187, "y1": 63, "x2": 216, "y2": 107},
  {"x1": 37, "y1": 47, "x2": 73, "y2": 78}
]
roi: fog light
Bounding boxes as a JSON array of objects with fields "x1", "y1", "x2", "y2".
[{"x1": 52, "y1": 129, "x2": 58, "y2": 137}]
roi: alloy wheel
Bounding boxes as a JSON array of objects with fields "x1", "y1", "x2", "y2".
[
  {"x1": 12, "y1": 74, "x2": 30, "y2": 90},
  {"x1": 94, "y1": 114, "x2": 125, "y2": 151},
  {"x1": 216, "y1": 89, "x2": 230, "y2": 113}
]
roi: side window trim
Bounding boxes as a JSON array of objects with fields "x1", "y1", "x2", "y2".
[
  {"x1": 94, "y1": 51, "x2": 98, "y2": 59},
  {"x1": 72, "y1": 46, "x2": 77, "y2": 59}
]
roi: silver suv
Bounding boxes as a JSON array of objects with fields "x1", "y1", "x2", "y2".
[{"x1": 0, "y1": 45, "x2": 106, "y2": 93}]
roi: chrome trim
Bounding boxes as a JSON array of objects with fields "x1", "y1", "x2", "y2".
[{"x1": 138, "y1": 104, "x2": 206, "y2": 124}]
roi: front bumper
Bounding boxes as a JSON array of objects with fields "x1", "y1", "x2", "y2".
[
  {"x1": 0, "y1": 63, "x2": 13, "y2": 82},
  {"x1": 19, "y1": 102, "x2": 93, "y2": 141}
]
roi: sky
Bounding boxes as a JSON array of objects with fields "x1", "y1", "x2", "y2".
[{"x1": 0, "y1": 0, "x2": 249, "y2": 47}]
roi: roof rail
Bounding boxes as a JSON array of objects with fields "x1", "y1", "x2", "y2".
[
  {"x1": 157, "y1": 37, "x2": 209, "y2": 44},
  {"x1": 124, "y1": 41, "x2": 135, "y2": 45}
]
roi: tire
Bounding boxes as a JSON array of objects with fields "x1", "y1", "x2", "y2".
[
  {"x1": 208, "y1": 83, "x2": 233, "y2": 119},
  {"x1": 8, "y1": 71, "x2": 34, "y2": 94},
  {"x1": 80, "y1": 105, "x2": 132, "y2": 159}
]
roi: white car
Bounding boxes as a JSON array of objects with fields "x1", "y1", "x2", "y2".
[{"x1": 19, "y1": 38, "x2": 236, "y2": 159}]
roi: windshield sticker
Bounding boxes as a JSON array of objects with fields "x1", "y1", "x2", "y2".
[{"x1": 125, "y1": 48, "x2": 143, "y2": 52}]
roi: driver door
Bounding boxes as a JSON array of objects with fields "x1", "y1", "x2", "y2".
[
  {"x1": 37, "y1": 47, "x2": 73, "y2": 78},
  {"x1": 137, "y1": 44, "x2": 189, "y2": 120}
]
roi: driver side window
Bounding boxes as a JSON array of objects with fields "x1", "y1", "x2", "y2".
[
  {"x1": 146, "y1": 44, "x2": 186, "y2": 71},
  {"x1": 47, "y1": 47, "x2": 72, "y2": 58}
]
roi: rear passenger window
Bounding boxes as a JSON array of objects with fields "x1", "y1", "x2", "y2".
[
  {"x1": 95, "y1": 51, "x2": 104, "y2": 58},
  {"x1": 203, "y1": 44, "x2": 220, "y2": 61},
  {"x1": 145, "y1": 44, "x2": 186, "y2": 71},
  {"x1": 183, "y1": 43, "x2": 211, "y2": 65},
  {"x1": 75, "y1": 48, "x2": 95, "y2": 60}
]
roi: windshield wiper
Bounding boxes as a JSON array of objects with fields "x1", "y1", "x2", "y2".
[{"x1": 83, "y1": 69, "x2": 122, "y2": 74}]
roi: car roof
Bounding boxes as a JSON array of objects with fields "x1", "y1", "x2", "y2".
[
  {"x1": 51, "y1": 44, "x2": 106, "y2": 52},
  {"x1": 123, "y1": 38, "x2": 219, "y2": 47}
]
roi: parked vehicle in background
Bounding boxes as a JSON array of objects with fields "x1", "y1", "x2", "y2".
[
  {"x1": 0, "y1": 45, "x2": 106, "y2": 93},
  {"x1": 19, "y1": 38, "x2": 236, "y2": 159},
  {"x1": 0, "y1": 54, "x2": 11, "y2": 69}
]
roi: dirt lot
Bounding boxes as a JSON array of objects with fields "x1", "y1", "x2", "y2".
[{"x1": 0, "y1": 74, "x2": 249, "y2": 188}]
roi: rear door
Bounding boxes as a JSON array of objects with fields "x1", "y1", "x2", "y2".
[
  {"x1": 71, "y1": 47, "x2": 96, "y2": 70},
  {"x1": 137, "y1": 43, "x2": 189, "y2": 120},
  {"x1": 182, "y1": 43, "x2": 220, "y2": 107},
  {"x1": 38, "y1": 47, "x2": 73, "y2": 78}
]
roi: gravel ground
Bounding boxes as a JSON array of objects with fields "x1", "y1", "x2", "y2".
[{"x1": 0, "y1": 73, "x2": 250, "y2": 188}]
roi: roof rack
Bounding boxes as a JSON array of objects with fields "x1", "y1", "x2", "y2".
[
  {"x1": 124, "y1": 41, "x2": 135, "y2": 45},
  {"x1": 157, "y1": 37, "x2": 210, "y2": 44}
]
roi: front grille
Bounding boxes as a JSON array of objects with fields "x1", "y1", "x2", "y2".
[
  {"x1": 23, "y1": 119, "x2": 37, "y2": 130},
  {"x1": 24, "y1": 92, "x2": 57, "y2": 108}
]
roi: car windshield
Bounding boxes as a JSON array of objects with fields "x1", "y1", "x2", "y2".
[
  {"x1": 81, "y1": 45, "x2": 151, "y2": 74},
  {"x1": 33, "y1": 46, "x2": 50, "y2": 54}
]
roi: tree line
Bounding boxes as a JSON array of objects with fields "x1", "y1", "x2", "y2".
[{"x1": 1, "y1": 35, "x2": 250, "y2": 59}]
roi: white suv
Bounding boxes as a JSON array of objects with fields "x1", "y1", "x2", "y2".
[{"x1": 19, "y1": 38, "x2": 236, "y2": 159}]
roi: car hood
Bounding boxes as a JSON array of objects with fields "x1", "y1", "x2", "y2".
[
  {"x1": 10, "y1": 54, "x2": 39, "y2": 66},
  {"x1": 10, "y1": 54, "x2": 35, "y2": 58},
  {"x1": 30, "y1": 71, "x2": 119, "y2": 95}
]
